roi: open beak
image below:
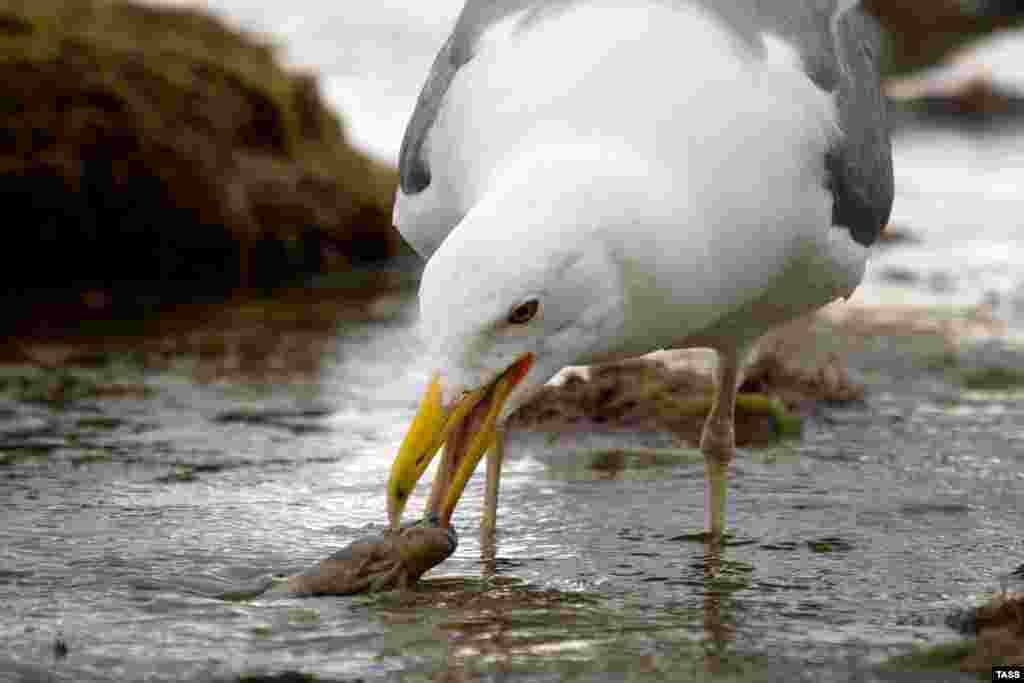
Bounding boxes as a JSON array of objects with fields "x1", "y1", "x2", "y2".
[{"x1": 387, "y1": 354, "x2": 534, "y2": 530}]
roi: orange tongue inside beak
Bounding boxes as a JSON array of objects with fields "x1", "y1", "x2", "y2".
[
  {"x1": 386, "y1": 354, "x2": 534, "y2": 530},
  {"x1": 433, "y1": 353, "x2": 534, "y2": 526}
]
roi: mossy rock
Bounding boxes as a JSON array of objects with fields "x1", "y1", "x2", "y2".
[
  {"x1": 0, "y1": 0, "x2": 400, "y2": 329},
  {"x1": 886, "y1": 595, "x2": 1024, "y2": 678},
  {"x1": 508, "y1": 345, "x2": 854, "y2": 448},
  {"x1": 960, "y1": 366, "x2": 1024, "y2": 391},
  {"x1": 864, "y1": 0, "x2": 1024, "y2": 76}
]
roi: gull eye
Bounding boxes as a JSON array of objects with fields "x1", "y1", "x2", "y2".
[{"x1": 507, "y1": 299, "x2": 539, "y2": 325}]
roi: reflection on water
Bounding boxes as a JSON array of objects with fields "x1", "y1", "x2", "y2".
[
  {"x1": 2, "y1": 277, "x2": 1019, "y2": 681},
  {"x1": 5, "y1": 1, "x2": 1023, "y2": 679}
]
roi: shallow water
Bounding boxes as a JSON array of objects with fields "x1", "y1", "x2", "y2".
[
  {"x1": 2, "y1": 279, "x2": 1022, "y2": 682},
  {"x1": 5, "y1": 2, "x2": 1024, "y2": 680}
]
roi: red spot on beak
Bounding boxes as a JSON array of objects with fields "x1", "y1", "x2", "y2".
[{"x1": 507, "y1": 353, "x2": 534, "y2": 387}]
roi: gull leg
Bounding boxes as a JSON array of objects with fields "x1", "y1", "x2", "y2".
[
  {"x1": 480, "y1": 427, "x2": 505, "y2": 573},
  {"x1": 482, "y1": 427, "x2": 504, "y2": 537},
  {"x1": 700, "y1": 349, "x2": 740, "y2": 541}
]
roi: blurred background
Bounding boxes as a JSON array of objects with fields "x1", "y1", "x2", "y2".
[
  {"x1": 2, "y1": 0, "x2": 1024, "y2": 334},
  {"x1": 2, "y1": 2, "x2": 1024, "y2": 682}
]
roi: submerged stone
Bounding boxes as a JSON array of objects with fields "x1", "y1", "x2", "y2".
[{"x1": 805, "y1": 537, "x2": 854, "y2": 553}]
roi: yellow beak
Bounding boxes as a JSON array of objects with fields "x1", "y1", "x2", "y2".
[{"x1": 386, "y1": 354, "x2": 534, "y2": 530}]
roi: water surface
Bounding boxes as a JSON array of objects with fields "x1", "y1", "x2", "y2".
[
  {"x1": 5, "y1": 2, "x2": 1024, "y2": 680},
  {"x1": 2, "y1": 272, "x2": 1022, "y2": 682}
]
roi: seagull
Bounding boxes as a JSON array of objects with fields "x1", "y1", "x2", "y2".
[{"x1": 386, "y1": 0, "x2": 893, "y2": 542}]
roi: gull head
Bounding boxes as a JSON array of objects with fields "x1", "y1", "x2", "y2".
[{"x1": 386, "y1": 171, "x2": 631, "y2": 529}]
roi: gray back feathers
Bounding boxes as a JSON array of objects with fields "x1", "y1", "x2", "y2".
[{"x1": 398, "y1": 0, "x2": 893, "y2": 246}]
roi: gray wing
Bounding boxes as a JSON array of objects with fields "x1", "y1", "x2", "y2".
[
  {"x1": 400, "y1": 0, "x2": 894, "y2": 247},
  {"x1": 398, "y1": 0, "x2": 753, "y2": 198},
  {"x1": 825, "y1": 5, "x2": 894, "y2": 247},
  {"x1": 750, "y1": 0, "x2": 894, "y2": 246},
  {"x1": 397, "y1": 30, "x2": 459, "y2": 196},
  {"x1": 399, "y1": 0, "x2": 540, "y2": 196}
]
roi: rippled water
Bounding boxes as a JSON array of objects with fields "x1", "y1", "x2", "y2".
[
  {"x1": 4, "y1": 1, "x2": 1024, "y2": 680},
  {"x1": 2, "y1": 276, "x2": 1022, "y2": 682}
]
